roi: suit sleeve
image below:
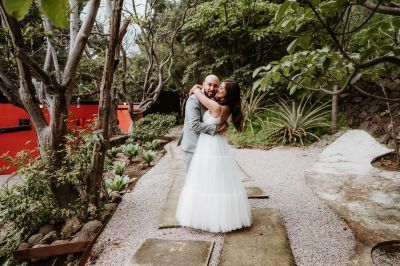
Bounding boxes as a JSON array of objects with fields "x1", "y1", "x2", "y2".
[{"x1": 186, "y1": 95, "x2": 217, "y2": 135}]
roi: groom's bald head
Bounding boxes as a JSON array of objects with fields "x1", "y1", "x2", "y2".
[{"x1": 203, "y1": 74, "x2": 220, "y2": 98}]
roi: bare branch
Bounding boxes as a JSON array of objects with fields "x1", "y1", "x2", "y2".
[
  {"x1": 69, "y1": 0, "x2": 80, "y2": 56},
  {"x1": 362, "y1": 0, "x2": 400, "y2": 16},
  {"x1": 14, "y1": 48, "x2": 57, "y2": 87},
  {"x1": 359, "y1": 55, "x2": 400, "y2": 68},
  {"x1": 63, "y1": 0, "x2": 101, "y2": 88},
  {"x1": 352, "y1": 83, "x2": 400, "y2": 102}
]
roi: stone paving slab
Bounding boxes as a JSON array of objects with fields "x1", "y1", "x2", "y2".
[
  {"x1": 129, "y1": 238, "x2": 214, "y2": 266},
  {"x1": 159, "y1": 183, "x2": 269, "y2": 228},
  {"x1": 245, "y1": 186, "x2": 269, "y2": 199},
  {"x1": 218, "y1": 208, "x2": 295, "y2": 266}
]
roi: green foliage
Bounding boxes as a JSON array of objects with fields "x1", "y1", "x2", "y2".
[
  {"x1": 0, "y1": 127, "x2": 99, "y2": 256},
  {"x1": 113, "y1": 162, "x2": 125, "y2": 176},
  {"x1": 226, "y1": 123, "x2": 274, "y2": 149},
  {"x1": 142, "y1": 150, "x2": 157, "y2": 166},
  {"x1": 121, "y1": 143, "x2": 140, "y2": 162},
  {"x1": 241, "y1": 87, "x2": 268, "y2": 135},
  {"x1": 4, "y1": 0, "x2": 68, "y2": 27},
  {"x1": 107, "y1": 146, "x2": 120, "y2": 158},
  {"x1": 0, "y1": 157, "x2": 58, "y2": 256},
  {"x1": 144, "y1": 139, "x2": 161, "y2": 151},
  {"x1": 129, "y1": 113, "x2": 176, "y2": 142},
  {"x1": 254, "y1": 0, "x2": 400, "y2": 97},
  {"x1": 105, "y1": 175, "x2": 129, "y2": 192},
  {"x1": 266, "y1": 97, "x2": 331, "y2": 145},
  {"x1": 181, "y1": 0, "x2": 288, "y2": 85}
]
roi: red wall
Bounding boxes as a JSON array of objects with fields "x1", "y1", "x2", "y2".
[{"x1": 0, "y1": 103, "x2": 136, "y2": 174}]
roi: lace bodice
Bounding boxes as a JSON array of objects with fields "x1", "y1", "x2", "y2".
[{"x1": 203, "y1": 110, "x2": 223, "y2": 125}]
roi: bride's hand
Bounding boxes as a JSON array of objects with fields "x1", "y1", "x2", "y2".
[
  {"x1": 216, "y1": 122, "x2": 229, "y2": 134},
  {"x1": 189, "y1": 84, "x2": 203, "y2": 96}
]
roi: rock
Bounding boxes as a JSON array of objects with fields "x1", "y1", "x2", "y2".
[
  {"x1": 67, "y1": 254, "x2": 75, "y2": 262},
  {"x1": 368, "y1": 104, "x2": 380, "y2": 114},
  {"x1": 360, "y1": 120, "x2": 370, "y2": 129},
  {"x1": 39, "y1": 231, "x2": 58, "y2": 244},
  {"x1": 61, "y1": 216, "x2": 82, "y2": 238},
  {"x1": 110, "y1": 191, "x2": 122, "y2": 203},
  {"x1": 358, "y1": 111, "x2": 369, "y2": 119},
  {"x1": 38, "y1": 224, "x2": 55, "y2": 235},
  {"x1": 100, "y1": 203, "x2": 117, "y2": 222},
  {"x1": 71, "y1": 220, "x2": 102, "y2": 243},
  {"x1": 378, "y1": 133, "x2": 390, "y2": 143},
  {"x1": 367, "y1": 124, "x2": 381, "y2": 136},
  {"x1": 18, "y1": 242, "x2": 31, "y2": 250},
  {"x1": 27, "y1": 233, "x2": 44, "y2": 246},
  {"x1": 50, "y1": 239, "x2": 70, "y2": 246}
]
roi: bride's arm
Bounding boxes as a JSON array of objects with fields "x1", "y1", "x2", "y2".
[{"x1": 193, "y1": 88, "x2": 222, "y2": 116}]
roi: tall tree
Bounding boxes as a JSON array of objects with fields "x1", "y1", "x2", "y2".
[{"x1": 0, "y1": 0, "x2": 101, "y2": 208}]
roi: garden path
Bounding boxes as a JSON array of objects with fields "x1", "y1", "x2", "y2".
[{"x1": 91, "y1": 126, "x2": 356, "y2": 265}]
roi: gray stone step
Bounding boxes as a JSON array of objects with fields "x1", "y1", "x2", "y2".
[
  {"x1": 129, "y1": 238, "x2": 214, "y2": 266},
  {"x1": 218, "y1": 208, "x2": 295, "y2": 266}
]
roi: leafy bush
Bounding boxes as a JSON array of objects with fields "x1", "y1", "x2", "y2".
[
  {"x1": 0, "y1": 127, "x2": 98, "y2": 255},
  {"x1": 105, "y1": 175, "x2": 129, "y2": 192},
  {"x1": 0, "y1": 158, "x2": 58, "y2": 256},
  {"x1": 226, "y1": 123, "x2": 275, "y2": 149},
  {"x1": 142, "y1": 150, "x2": 157, "y2": 166},
  {"x1": 113, "y1": 162, "x2": 125, "y2": 176},
  {"x1": 129, "y1": 113, "x2": 176, "y2": 142},
  {"x1": 144, "y1": 139, "x2": 161, "y2": 150},
  {"x1": 121, "y1": 143, "x2": 140, "y2": 162},
  {"x1": 266, "y1": 97, "x2": 330, "y2": 145}
]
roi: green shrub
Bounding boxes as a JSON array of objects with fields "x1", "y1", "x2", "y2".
[
  {"x1": 144, "y1": 139, "x2": 161, "y2": 150},
  {"x1": 105, "y1": 175, "x2": 129, "y2": 192},
  {"x1": 266, "y1": 97, "x2": 330, "y2": 145},
  {"x1": 129, "y1": 113, "x2": 176, "y2": 141},
  {"x1": 107, "y1": 146, "x2": 120, "y2": 158},
  {"x1": 121, "y1": 143, "x2": 140, "y2": 162},
  {"x1": 241, "y1": 87, "x2": 268, "y2": 135},
  {"x1": 142, "y1": 150, "x2": 157, "y2": 166},
  {"x1": 0, "y1": 158, "x2": 58, "y2": 256},
  {"x1": 113, "y1": 162, "x2": 125, "y2": 175}
]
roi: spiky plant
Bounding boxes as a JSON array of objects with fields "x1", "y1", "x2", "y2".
[
  {"x1": 107, "y1": 146, "x2": 120, "y2": 158},
  {"x1": 267, "y1": 97, "x2": 330, "y2": 145},
  {"x1": 142, "y1": 150, "x2": 157, "y2": 166},
  {"x1": 113, "y1": 161, "x2": 125, "y2": 176},
  {"x1": 241, "y1": 88, "x2": 268, "y2": 135},
  {"x1": 105, "y1": 175, "x2": 129, "y2": 192},
  {"x1": 121, "y1": 143, "x2": 140, "y2": 162},
  {"x1": 144, "y1": 139, "x2": 161, "y2": 150}
]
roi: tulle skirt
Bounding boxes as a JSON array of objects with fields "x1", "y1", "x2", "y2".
[{"x1": 176, "y1": 133, "x2": 252, "y2": 233}]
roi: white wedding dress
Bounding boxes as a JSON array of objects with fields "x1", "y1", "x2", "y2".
[{"x1": 176, "y1": 111, "x2": 252, "y2": 233}]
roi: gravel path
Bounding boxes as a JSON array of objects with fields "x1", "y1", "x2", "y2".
[{"x1": 91, "y1": 141, "x2": 356, "y2": 265}]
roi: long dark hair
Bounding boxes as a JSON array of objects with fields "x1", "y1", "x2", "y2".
[{"x1": 220, "y1": 80, "x2": 243, "y2": 131}]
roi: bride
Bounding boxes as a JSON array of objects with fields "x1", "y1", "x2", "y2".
[{"x1": 176, "y1": 80, "x2": 252, "y2": 233}]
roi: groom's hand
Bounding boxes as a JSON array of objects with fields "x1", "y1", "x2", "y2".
[
  {"x1": 189, "y1": 84, "x2": 203, "y2": 96},
  {"x1": 216, "y1": 122, "x2": 228, "y2": 134}
]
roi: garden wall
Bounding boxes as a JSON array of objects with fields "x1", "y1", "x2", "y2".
[{"x1": 340, "y1": 80, "x2": 400, "y2": 148}]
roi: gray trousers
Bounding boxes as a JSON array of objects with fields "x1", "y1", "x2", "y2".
[{"x1": 181, "y1": 150, "x2": 194, "y2": 172}]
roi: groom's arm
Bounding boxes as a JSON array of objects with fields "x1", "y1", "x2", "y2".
[{"x1": 186, "y1": 95, "x2": 217, "y2": 135}]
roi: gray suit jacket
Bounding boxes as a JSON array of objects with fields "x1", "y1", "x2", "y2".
[{"x1": 178, "y1": 93, "x2": 217, "y2": 153}]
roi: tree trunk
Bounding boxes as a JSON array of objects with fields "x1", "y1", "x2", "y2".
[
  {"x1": 331, "y1": 86, "x2": 338, "y2": 134},
  {"x1": 88, "y1": 0, "x2": 124, "y2": 206}
]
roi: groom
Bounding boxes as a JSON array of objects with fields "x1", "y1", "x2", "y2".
[{"x1": 178, "y1": 74, "x2": 227, "y2": 171}]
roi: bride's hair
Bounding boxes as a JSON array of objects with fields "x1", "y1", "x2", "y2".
[{"x1": 220, "y1": 80, "x2": 243, "y2": 131}]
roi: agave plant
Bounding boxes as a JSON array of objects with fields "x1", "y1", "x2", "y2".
[
  {"x1": 142, "y1": 150, "x2": 157, "y2": 166},
  {"x1": 105, "y1": 175, "x2": 130, "y2": 192},
  {"x1": 107, "y1": 146, "x2": 120, "y2": 158},
  {"x1": 121, "y1": 143, "x2": 140, "y2": 162},
  {"x1": 113, "y1": 161, "x2": 125, "y2": 175},
  {"x1": 241, "y1": 87, "x2": 268, "y2": 135},
  {"x1": 267, "y1": 97, "x2": 330, "y2": 145},
  {"x1": 144, "y1": 139, "x2": 161, "y2": 150}
]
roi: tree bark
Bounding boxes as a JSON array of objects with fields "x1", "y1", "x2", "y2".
[
  {"x1": 331, "y1": 86, "x2": 338, "y2": 134},
  {"x1": 88, "y1": 0, "x2": 124, "y2": 206}
]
